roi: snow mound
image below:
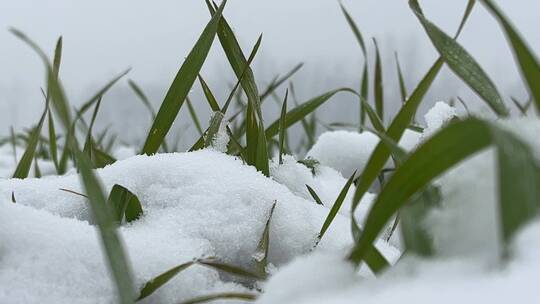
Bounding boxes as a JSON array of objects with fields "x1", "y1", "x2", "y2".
[
  {"x1": 0, "y1": 150, "x2": 398, "y2": 303},
  {"x1": 306, "y1": 129, "x2": 421, "y2": 179},
  {"x1": 422, "y1": 101, "x2": 458, "y2": 138}
]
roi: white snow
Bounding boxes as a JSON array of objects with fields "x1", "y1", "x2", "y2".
[
  {"x1": 306, "y1": 129, "x2": 421, "y2": 179},
  {"x1": 0, "y1": 149, "x2": 399, "y2": 303},
  {"x1": 2, "y1": 102, "x2": 540, "y2": 303},
  {"x1": 422, "y1": 101, "x2": 458, "y2": 139}
]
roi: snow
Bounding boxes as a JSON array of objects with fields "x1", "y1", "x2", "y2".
[
  {"x1": 422, "y1": 101, "x2": 458, "y2": 138},
  {"x1": 306, "y1": 129, "x2": 421, "y2": 179},
  {"x1": 0, "y1": 150, "x2": 399, "y2": 303},
  {"x1": 2, "y1": 101, "x2": 540, "y2": 303},
  {"x1": 259, "y1": 221, "x2": 540, "y2": 304}
]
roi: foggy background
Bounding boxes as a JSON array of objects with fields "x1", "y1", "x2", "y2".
[{"x1": 1, "y1": 0, "x2": 539, "y2": 149}]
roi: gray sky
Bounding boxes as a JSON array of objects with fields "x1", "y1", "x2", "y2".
[{"x1": 1, "y1": 0, "x2": 539, "y2": 141}]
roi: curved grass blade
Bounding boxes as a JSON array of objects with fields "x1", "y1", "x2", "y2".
[
  {"x1": 480, "y1": 0, "x2": 540, "y2": 110},
  {"x1": 141, "y1": 0, "x2": 227, "y2": 155},
  {"x1": 107, "y1": 184, "x2": 143, "y2": 224},
  {"x1": 14, "y1": 30, "x2": 139, "y2": 300},
  {"x1": 265, "y1": 88, "x2": 353, "y2": 138},
  {"x1": 252, "y1": 202, "x2": 277, "y2": 278},
  {"x1": 12, "y1": 106, "x2": 47, "y2": 178},
  {"x1": 306, "y1": 185, "x2": 324, "y2": 206},
  {"x1": 410, "y1": 0, "x2": 509, "y2": 117},
  {"x1": 319, "y1": 171, "x2": 356, "y2": 241},
  {"x1": 179, "y1": 292, "x2": 257, "y2": 304},
  {"x1": 348, "y1": 117, "x2": 540, "y2": 265},
  {"x1": 137, "y1": 261, "x2": 196, "y2": 300},
  {"x1": 198, "y1": 259, "x2": 264, "y2": 280},
  {"x1": 128, "y1": 79, "x2": 156, "y2": 119},
  {"x1": 395, "y1": 52, "x2": 408, "y2": 103}
]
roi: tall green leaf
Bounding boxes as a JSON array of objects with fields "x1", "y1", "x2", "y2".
[
  {"x1": 410, "y1": 0, "x2": 509, "y2": 117},
  {"x1": 373, "y1": 38, "x2": 384, "y2": 120},
  {"x1": 480, "y1": 0, "x2": 540, "y2": 111},
  {"x1": 141, "y1": 0, "x2": 227, "y2": 155},
  {"x1": 12, "y1": 106, "x2": 47, "y2": 178},
  {"x1": 349, "y1": 118, "x2": 540, "y2": 265}
]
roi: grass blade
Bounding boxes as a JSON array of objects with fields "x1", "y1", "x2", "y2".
[
  {"x1": 260, "y1": 63, "x2": 303, "y2": 102},
  {"x1": 348, "y1": 117, "x2": 540, "y2": 265},
  {"x1": 395, "y1": 52, "x2": 408, "y2": 103},
  {"x1": 128, "y1": 79, "x2": 156, "y2": 119},
  {"x1": 198, "y1": 74, "x2": 221, "y2": 112},
  {"x1": 319, "y1": 171, "x2": 356, "y2": 240},
  {"x1": 186, "y1": 96, "x2": 204, "y2": 136},
  {"x1": 137, "y1": 261, "x2": 196, "y2": 300},
  {"x1": 12, "y1": 106, "x2": 47, "y2": 178},
  {"x1": 265, "y1": 88, "x2": 353, "y2": 138},
  {"x1": 252, "y1": 202, "x2": 277, "y2": 278},
  {"x1": 373, "y1": 38, "x2": 384, "y2": 120},
  {"x1": 480, "y1": 0, "x2": 540, "y2": 110},
  {"x1": 410, "y1": 0, "x2": 509, "y2": 117},
  {"x1": 278, "y1": 90, "x2": 288, "y2": 164},
  {"x1": 179, "y1": 292, "x2": 257, "y2": 304},
  {"x1": 107, "y1": 184, "x2": 143, "y2": 224},
  {"x1": 306, "y1": 185, "x2": 324, "y2": 206},
  {"x1": 198, "y1": 259, "x2": 264, "y2": 280},
  {"x1": 141, "y1": 0, "x2": 227, "y2": 155}
]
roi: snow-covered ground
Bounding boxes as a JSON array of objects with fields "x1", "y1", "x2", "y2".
[{"x1": 1, "y1": 102, "x2": 540, "y2": 303}]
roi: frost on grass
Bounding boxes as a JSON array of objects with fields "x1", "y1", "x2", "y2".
[{"x1": 0, "y1": 150, "x2": 397, "y2": 303}]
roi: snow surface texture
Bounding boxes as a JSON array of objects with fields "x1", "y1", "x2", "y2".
[
  {"x1": 0, "y1": 150, "x2": 397, "y2": 304},
  {"x1": 306, "y1": 129, "x2": 421, "y2": 179},
  {"x1": 259, "y1": 114, "x2": 540, "y2": 303},
  {"x1": 3, "y1": 102, "x2": 540, "y2": 303}
]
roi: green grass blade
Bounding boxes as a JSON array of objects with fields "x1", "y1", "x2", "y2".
[
  {"x1": 83, "y1": 96, "x2": 103, "y2": 163},
  {"x1": 511, "y1": 96, "x2": 528, "y2": 115},
  {"x1": 480, "y1": 0, "x2": 540, "y2": 110},
  {"x1": 339, "y1": 2, "x2": 367, "y2": 55},
  {"x1": 260, "y1": 63, "x2": 303, "y2": 102},
  {"x1": 351, "y1": 58, "x2": 444, "y2": 244},
  {"x1": 137, "y1": 261, "x2": 196, "y2": 300},
  {"x1": 278, "y1": 90, "x2": 288, "y2": 164},
  {"x1": 198, "y1": 75, "x2": 221, "y2": 112},
  {"x1": 252, "y1": 202, "x2": 277, "y2": 278},
  {"x1": 198, "y1": 259, "x2": 264, "y2": 280},
  {"x1": 20, "y1": 34, "x2": 138, "y2": 300},
  {"x1": 410, "y1": 0, "x2": 509, "y2": 117},
  {"x1": 265, "y1": 88, "x2": 353, "y2": 138},
  {"x1": 306, "y1": 185, "x2": 324, "y2": 206},
  {"x1": 186, "y1": 96, "x2": 204, "y2": 136},
  {"x1": 204, "y1": 111, "x2": 225, "y2": 148},
  {"x1": 255, "y1": 119, "x2": 270, "y2": 176},
  {"x1": 47, "y1": 109, "x2": 59, "y2": 172},
  {"x1": 75, "y1": 149, "x2": 136, "y2": 303},
  {"x1": 128, "y1": 79, "x2": 156, "y2": 119},
  {"x1": 107, "y1": 184, "x2": 143, "y2": 224},
  {"x1": 319, "y1": 171, "x2": 356, "y2": 240},
  {"x1": 348, "y1": 117, "x2": 540, "y2": 265},
  {"x1": 395, "y1": 52, "x2": 408, "y2": 103},
  {"x1": 141, "y1": 0, "x2": 227, "y2": 155},
  {"x1": 179, "y1": 292, "x2": 257, "y2": 304},
  {"x1": 456, "y1": 0, "x2": 476, "y2": 37},
  {"x1": 12, "y1": 106, "x2": 47, "y2": 178},
  {"x1": 373, "y1": 38, "x2": 384, "y2": 120}
]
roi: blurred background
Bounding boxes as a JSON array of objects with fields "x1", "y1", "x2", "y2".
[{"x1": 1, "y1": 0, "x2": 539, "y2": 149}]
